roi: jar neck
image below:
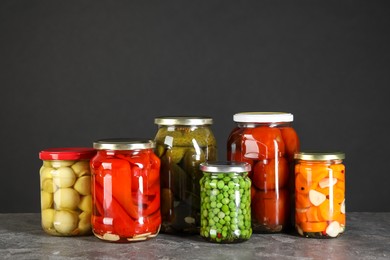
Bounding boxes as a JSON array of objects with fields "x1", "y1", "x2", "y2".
[
  {"x1": 97, "y1": 149, "x2": 152, "y2": 156},
  {"x1": 297, "y1": 159, "x2": 343, "y2": 164},
  {"x1": 236, "y1": 122, "x2": 292, "y2": 128}
]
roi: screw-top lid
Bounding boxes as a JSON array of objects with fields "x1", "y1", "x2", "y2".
[
  {"x1": 200, "y1": 161, "x2": 251, "y2": 173},
  {"x1": 294, "y1": 151, "x2": 345, "y2": 161},
  {"x1": 154, "y1": 116, "x2": 213, "y2": 126},
  {"x1": 233, "y1": 112, "x2": 294, "y2": 123},
  {"x1": 39, "y1": 147, "x2": 96, "y2": 160},
  {"x1": 93, "y1": 138, "x2": 155, "y2": 150}
]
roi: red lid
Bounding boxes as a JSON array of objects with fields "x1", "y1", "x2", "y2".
[{"x1": 39, "y1": 147, "x2": 96, "y2": 160}]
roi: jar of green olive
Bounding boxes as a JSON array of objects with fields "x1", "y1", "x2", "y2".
[
  {"x1": 199, "y1": 162, "x2": 252, "y2": 243},
  {"x1": 154, "y1": 116, "x2": 217, "y2": 234},
  {"x1": 39, "y1": 148, "x2": 96, "y2": 236}
]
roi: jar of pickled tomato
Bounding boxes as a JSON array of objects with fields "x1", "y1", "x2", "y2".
[
  {"x1": 154, "y1": 116, "x2": 217, "y2": 234},
  {"x1": 294, "y1": 152, "x2": 346, "y2": 238},
  {"x1": 90, "y1": 138, "x2": 161, "y2": 242},
  {"x1": 39, "y1": 147, "x2": 96, "y2": 236},
  {"x1": 199, "y1": 162, "x2": 252, "y2": 243},
  {"x1": 227, "y1": 112, "x2": 299, "y2": 233}
]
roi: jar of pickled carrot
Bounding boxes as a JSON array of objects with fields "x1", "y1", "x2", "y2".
[
  {"x1": 39, "y1": 148, "x2": 96, "y2": 236},
  {"x1": 154, "y1": 116, "x2": 217, "y2": 234},
  {"x1": 227, "y1": 112, "x2": 299, "y2": 233},
  {"x1": 90, "y1": 138, "x2": 161, "y2": 242},
  {"x1": 294, "y1": 152, "x2": 346, "y2": 238}
]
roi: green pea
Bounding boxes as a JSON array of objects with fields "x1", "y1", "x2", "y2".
[{"x1": 200, "y1": 170, "x2": 252, "y2": 243}]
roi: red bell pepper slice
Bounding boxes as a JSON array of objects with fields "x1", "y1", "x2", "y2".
[
  {"x1": 93, "y1": 181, "x2": 137, "y2": 237},
  {"x1": 94, "y1": 158, "x2": 139, "y2": 219}
]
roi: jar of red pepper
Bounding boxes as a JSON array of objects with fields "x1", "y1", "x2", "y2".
[
  {"x1": 90, "y1": 138, "x2": 161, "y2": 242},
  {"x1": 227, "y1": 112, "x2": 300, "y2": 233}
]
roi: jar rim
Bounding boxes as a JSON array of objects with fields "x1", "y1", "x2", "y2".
[
  {"x1": 294, "y1": 151, "x2": 345, "y2": 161},
  {"x1": 39, "y1": 147, "x2": 96, "y2": 160},
  {"x1": 154, "y1": 116, "x2": 213, "y2": 126},
  {"x1": 93, "y1": 138, "x2": 155, "y2": 150},
  {"x1": 233, "y1": 112, "x2": 293, "y2": 123},
  {"x1": 200, "y1": 161, "x2": 251, "y2": 173}
]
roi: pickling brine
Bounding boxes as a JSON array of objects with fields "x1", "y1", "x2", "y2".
[
  {"x1": 154, "y1": 117, "x2": 217, "y2": 234},
  {"x1": 227, "y1": 112, "x2": 299, "y2": 233},
  {"x1": 294, "y1": 152, "x2": 346, "y2": 238},
  {"x1": 90, "y1": 139, "x2": 161, "y2": 242},
  {"x1": 39, "y1": 148, "x2": 96, "y2": 236}
]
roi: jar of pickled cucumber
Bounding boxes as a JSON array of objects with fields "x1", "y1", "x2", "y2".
[
  {"x1": 154, "y1": 116, "x2": 217, "y2": 234},
  {"x1": 39, "y1": 147, "x2": 96, "y2": 236},
  {"x1": 90, "y1": 138, "x2": 161, "y2": 242},
  {"x1": 199, "y1": 162, "x2": 252, "y2": 243},
  {"x1": 227, "y1": 112, "x2": 300, "y2": 233},
  {"x1": 294, "y1": 152, "x2": 346, "y2": 238}
]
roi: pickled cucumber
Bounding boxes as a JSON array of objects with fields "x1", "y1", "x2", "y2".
[{"x1": 155, "y1": 124, "x2": 217, "y2": 234}]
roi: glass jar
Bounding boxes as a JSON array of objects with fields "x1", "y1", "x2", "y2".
[
  {"x1": 154, "y1": 116, "x2": 217, "y2": 234},
  {"x1": 90, "y1": 139, "x2": 161, "y2": 242},
  {"x1": 38, "y1": 147, "x2": 96, "y2": 236},
  {"x1": 227, "y1": 112, "x2": 299, "y2": 233},
  {"x1": 294, "y1": 152, "x2": 346, "y2": 238},
  {"x1": 199, "y1": 162, "x2": 252, "y2": 243}
]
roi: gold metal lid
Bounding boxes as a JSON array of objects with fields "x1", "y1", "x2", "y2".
[
  {"x1": 200, "y1": 161, "x2": 251, "y2": 173},
  {"x1": 93, "y1": 138, "x2": 155, "y2": 150},
  {"x1": 294, "y1": 151, "x2": 345, "y2": 161},
  {"x1": 154, "y1": 116, "x2": 213, "y2": 126}
]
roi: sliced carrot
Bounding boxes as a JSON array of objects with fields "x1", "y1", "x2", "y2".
[
  {"x1": 300, "y1": 221, "x2": 328, "y2": 232},
  {"x1": 295, "y1": 172, "x2": 312, "y2": 194},
  {"x1": 315, "y1": 185, "x2": 330, "y2": 196},
  {"x1": 318, "y1": 199, "x2": 341, "y2": 221},
  {"x1": 296, "y1": 192, "x2": 311, "y2": 209},
  {"x1": 295, "y1": 208, "x2": 308, "y2": 224},
  {"x1": 332, "y1": 186, "x2": 345, "y2": 204},
  {"x1": 306, "y1": 206, "x2": 321, "y2": 222},
  {"x1": 299, "y1": 163, "x2": 329, "y2": 183},
  {"x1": 333, "y1": 212, "x2": 346, "y2": 226}
]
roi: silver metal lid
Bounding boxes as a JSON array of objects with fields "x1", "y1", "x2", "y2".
[
  {"x1": 93, "y1": 138, "x2": 155, "y2": 150},
  {"x1": 200, "y1": 161, "x2": 251, "y2": 173},
  {"x1": 154, "y1": 116, "x2": 213, "y2": 126},
  {"x1": 294, "y1": 151, "x2": 345, "y2": 161}
]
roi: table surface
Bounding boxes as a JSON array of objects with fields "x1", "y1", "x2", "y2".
[{"x1": 0, "y1": 212, "x2": 389, "y2": 260}]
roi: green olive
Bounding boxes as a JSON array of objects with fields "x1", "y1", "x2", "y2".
[
  {"x1": 41, "y1": 191, "x2": 53, "y2": 210},
  {"x1": 42, "y1": 178, "x2": 57, "y2": 194},
  {"x1": 74, "y1": 176, "x2": 91, "y2": 196},
  {"x1": 54, "y1": 188, "x2": 80, "y2": 210},
  {"x1": 40, "y1": 166, "x2": 54, "y2": 187},
  {"x1": 41, "y1": 208, "x2": 55, "y2": 230},
  {"x1": 78, "y1": 195, "x2": 92, "y2": 213},
  {"x1": 51, "y1": 160, "x2": 75, "y2": 168},
  {"x1": 53, "y1": 167, "x2": 76, "y2": 188},
  {"x1": 53, "y1": 210, "x2": 78, "y2": 234},
  {"x1": 78, "y1": 211, "x2": 91, "y2": 234},
  {"x1": 71, "y1": 161, "x2": 90, "y2": 177}
]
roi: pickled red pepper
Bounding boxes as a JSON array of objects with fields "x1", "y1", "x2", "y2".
[{"x1": 91, "y1": 139, "x2": 161, "y2": 242}]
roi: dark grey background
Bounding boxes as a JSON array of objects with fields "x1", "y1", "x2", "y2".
[{"x1": 1, "y1": 1, "x2": 389, "y2": 213}]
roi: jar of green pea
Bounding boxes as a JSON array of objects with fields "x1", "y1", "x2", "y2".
[{"x1": 199, "y1": 162, "x2": 252, "y2": 243}]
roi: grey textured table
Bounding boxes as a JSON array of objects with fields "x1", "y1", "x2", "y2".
[{"x1": 0, "y1": 213, "x2": 389, "y2": 259}]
